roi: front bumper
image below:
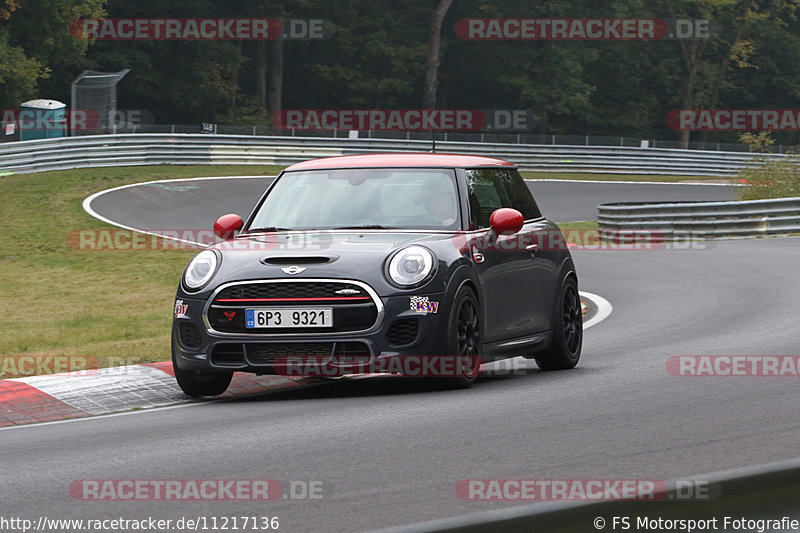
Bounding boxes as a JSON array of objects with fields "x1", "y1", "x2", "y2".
[{"x1": 172, "y1": 289, "x2": 449, "y2": 375}]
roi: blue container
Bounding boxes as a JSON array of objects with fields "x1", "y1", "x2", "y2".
[{"x1": 19, "y1": 99, "x2": 67, "y2": 140}]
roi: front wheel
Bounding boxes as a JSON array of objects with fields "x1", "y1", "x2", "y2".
[
  {"x1": 172, "y1": 348, "x2": 233, "y2": 397},
  {"x1": 434, "y1": 286, "x2": 483, "y2": 389},
  {"x1": 535, "y1": 277, "x2": 582, "y2": 371}
]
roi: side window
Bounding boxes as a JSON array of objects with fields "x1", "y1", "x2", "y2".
[
  {"x1": 466, "y1": 169, "x2": 542, "y2": 229},
  {"x1": 499, "y1": 169, "x2": 542, "y2": 220}
]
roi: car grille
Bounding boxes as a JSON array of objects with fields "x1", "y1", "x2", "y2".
[
  {"x1": 386, "y1": 318, "x2": 420, "y2": 346},
  {"x1": 216, "y1": 282, "x2": 364, "y2": 300},
  {"x1": 248, "y1": 342, "x2": 334, "y2": 362},
  {"x1": 210, "y1": 344, "x2": 245, "y2": 366},
  {"x1": 207, "y1": 280, "x2": 380, "y2": 334},
  {"x1": 178, "y1": 322, "x2": 203, "y2": 349},
  {"x1": 209, "y1": 342, "x2": 371, "y2": 367}
]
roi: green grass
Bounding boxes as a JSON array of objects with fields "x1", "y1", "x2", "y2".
[
  {"x1": 555, "y1": 221, "x2": 607, "y2": 246},
  {"x1": 736, "y1": 155, "x2": 800, "y2": 200},
  {"x1": 521, "y1": 171, "x2": 726, "y2": 182},
  {"x1": 0, "y1": 164, "x2": 285, "y2": 371},
  {"x1": 556, "y1": 221, "x2": 599, "y2": 232}
]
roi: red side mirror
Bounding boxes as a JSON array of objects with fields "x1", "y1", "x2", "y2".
[
  {"x1": 489, "y1": 208, "x2": 524, "y2": 235},
  {"x1": 213, "y1": 214, "x2": 243, "y2": 240}
]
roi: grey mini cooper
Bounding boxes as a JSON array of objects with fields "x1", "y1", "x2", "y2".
[{"x1": 171, "y1": 153, "x2": 582, "y2": 396}]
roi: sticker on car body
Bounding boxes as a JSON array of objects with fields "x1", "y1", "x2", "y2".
[
  {"x1": 410, "y1": 296, "x2": 439, "y2": 314},
  {"x1": 174, "y1": 299, "x2": 189, "y2": 318}
]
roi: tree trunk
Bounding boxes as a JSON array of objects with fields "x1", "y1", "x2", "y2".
[
  {"x1": 677, "y1": 38, "x2": 707, "y2": 148},
  {"x1": 256, "y1": 40, "x2": 267, "y2": 107},
  {"x1": 698, "y1": 24, "x2": 745, "y2": 147},
  {"x1": 269, "y1": 36, "x2": 284, "y2": 114},
  {"x1": 422, "y1": 0, "x2": 454, "y2": 109},
  {"x1": 232, "y1": 40, "x2": 242, "y2": 112}
]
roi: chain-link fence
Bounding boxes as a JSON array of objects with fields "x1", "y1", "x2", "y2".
[
  {"x1": 70, "y1": 70, "x2": 130, "y2": 136},
  {"x1": 2, "y1": 118, "x2": 794, "y2": 153},
  {"x1": 81, "y1": 125, "x2": 777, "y2": 152}
]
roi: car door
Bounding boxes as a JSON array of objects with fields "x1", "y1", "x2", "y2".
[
  {"x1": 464, "y1": 168, "x2": 543, "y2": 343},
  {"x1": 500, "y1": 169, "x2": 559, "y2": 333}
]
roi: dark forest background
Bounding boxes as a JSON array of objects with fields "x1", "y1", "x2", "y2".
[{"x1": 2, "y1": 0, "x2": 800, "y2": 144}]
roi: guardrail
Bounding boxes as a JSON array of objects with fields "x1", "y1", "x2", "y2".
[
  {"x1": 597, "y1": 197, "x2": 800, "y2": 238},
  {"x1": 0, "y1": 133, "x2": 781, "y2": 176},
  {"x1": 373, "y1": 457, "x2": 800, "y2": 533}
]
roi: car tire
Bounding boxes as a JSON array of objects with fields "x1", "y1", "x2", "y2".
[
  {"x1": 534, "y1": 276, "x2": 582, "y2": 371},
  {"x1": 172, "y1": 348, "x2": 233, "y2": 397},
  {"x1": 434, "y1": 285, "x2": 483, "y2": 389}
]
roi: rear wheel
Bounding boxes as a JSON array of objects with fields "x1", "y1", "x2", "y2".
[
  {"x1": 535, "y1": 277, "x2": 582, "y2": 370},
  {"x1": 172, "y1": 347, "x2": 233, "y2": 397}
]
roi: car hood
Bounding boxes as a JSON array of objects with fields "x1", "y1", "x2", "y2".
[{"x1": 205, "y1": 231, "x2": 462, "y2": 296}]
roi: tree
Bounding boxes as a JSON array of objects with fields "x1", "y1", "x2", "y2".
[
  {"x1": 5, "y1": 0, "x2": 106, "y2": 101},
  {"x1": 422, "y1": 0, "x2": 454, "y2": 108},
  {"x1": 269, "y1": 37, "x2": 284, "y2": 114},
  {"x1": 86, "y1": 0, "x2": 245, "y2": 122},
  {"x1": 0, "y1": 30, "x2": 46, "y2": 107},
  {"x1": 659, "y1": 0, "x2": 800, "y2": 146}
]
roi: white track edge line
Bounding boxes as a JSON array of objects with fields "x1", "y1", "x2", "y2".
[
  {"x1": 525, "y1": 178, "x2": 743, "y2": 186},
  {"x1": 0, "y1": 401, "x2": 202, "y2": 432},
  {"x1": 580, "y1": 291, "x2": 613, "y2": 329},
  {"x1": 81, "y1": 175, "x2": 276, "y2": 246}
]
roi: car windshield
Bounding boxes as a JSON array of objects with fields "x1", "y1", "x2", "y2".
[{"x1": 247, "y1": 168, "x2": 461, "y2": 231}]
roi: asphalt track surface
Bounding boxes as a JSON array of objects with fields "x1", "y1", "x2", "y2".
[
  {"x1": 85, "y1": 176, "x2": 738, "y2": 230},
  {"x1": 4, "y1": 179, "x2": 798, "y2": 532}
]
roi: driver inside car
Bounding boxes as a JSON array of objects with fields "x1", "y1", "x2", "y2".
[{"x1": 418, "y1": 176, "x2": 458, "y2": 227}]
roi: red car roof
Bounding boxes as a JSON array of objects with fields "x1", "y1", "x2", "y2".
[{"x1": 284, "y1": 152, "x2": 515, "y2": 171}]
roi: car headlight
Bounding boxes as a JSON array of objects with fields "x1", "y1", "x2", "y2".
[
  {"x1": 183, "y1": 250, "x2": 219, "y2": 291},
  {"x1": 387, "y1": 246, "x2": 435, "y2": 287}
]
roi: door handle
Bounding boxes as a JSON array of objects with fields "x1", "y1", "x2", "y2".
[{"x1": 526, "y1": 243, "x2": 539, "y2": 252}]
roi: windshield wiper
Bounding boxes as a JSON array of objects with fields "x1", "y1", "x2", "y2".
[
  {"x1": 332, "y1": 224, "x2": 395, "y2": 230},
  {"x1": 246, "y1": 226, "x2": 294, "y2": 233}
]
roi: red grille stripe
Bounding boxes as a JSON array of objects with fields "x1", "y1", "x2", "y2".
[{"x1": 215, "y1": 297, "x2": 371, "y2": 303}]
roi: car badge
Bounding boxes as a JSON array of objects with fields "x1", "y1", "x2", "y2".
[
  {"x1": 335, "y1": 288, "x2": 360, "y2": 295},
  {"x1": 281, "y1": 266, "x2": 307, "y2": 275}
]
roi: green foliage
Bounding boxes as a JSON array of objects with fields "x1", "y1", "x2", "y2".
[
  {"x1": 737, "y1": 131, "x2": 800, "y2": 202},
  {"x1": 226, "y1": 94, "x2": 271, "y2": 125},
  {"x1": 737, "y1": 154, "x2": 800, "y2": 200},
  {"x1": 0, "y1": 30, "x2": 47, "y2": 106},
  {"x1": 1, "y1": 0, "x2": 800, "y2": 140},
  {"x1": 739, "y1": 131, "x2": 775, "y2": 153},
  {"x1": 4, "y1": 0, "x2": 106, "y2": 101}
]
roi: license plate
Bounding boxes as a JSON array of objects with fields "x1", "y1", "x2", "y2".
[{"x1": 245, "y1": 307, "x2": 333, "y2": 328}]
